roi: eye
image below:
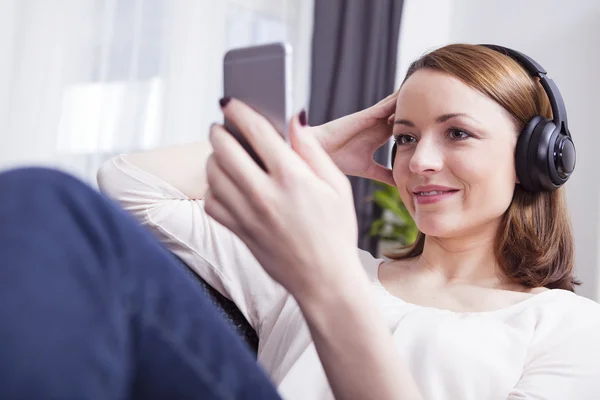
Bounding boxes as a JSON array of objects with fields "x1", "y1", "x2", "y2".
[
  {"x1": 394, "y1": 134, "x2": 416, "y2": 145},
  {"x1": 447, "y1": 128, "x2": 472, "y2": 140}
]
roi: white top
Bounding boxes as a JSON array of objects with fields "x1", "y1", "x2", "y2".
[{"x1": 97, "y1": 155, "x2": 600, "y2": 400}]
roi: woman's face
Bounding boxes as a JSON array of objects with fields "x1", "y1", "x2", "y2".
[{"x1": 392, "y1": 69, "x2": 519, "y2": 239}]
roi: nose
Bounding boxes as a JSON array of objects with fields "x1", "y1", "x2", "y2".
[{"x1": 408, "y1": 137, "x2": 443, "y2": 175}]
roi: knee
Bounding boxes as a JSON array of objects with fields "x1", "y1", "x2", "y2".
[
  {"x1": 0, "y1": 166, "x2": 127, "y2": 254},
  {"x1": 0, "y1": 167, "x2": 101, "y2": 216},
  {"x1": 0, "y1": 167, "x2": 89, "y2": 198},
  {"x1": 0, "y1": 167, "x2": 119, "y2": 241}
]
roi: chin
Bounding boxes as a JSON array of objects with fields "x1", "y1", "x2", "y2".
[
  {"x1": 414, "y1": 214, "x2": 464, "y2": 238},
  {"x1": 415, "y1": 212, "x2": 505, "y2": 240}
]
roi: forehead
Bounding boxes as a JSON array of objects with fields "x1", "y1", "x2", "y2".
[{"x1": 396, "y1": 69, "x2": 512, "y2": 125}]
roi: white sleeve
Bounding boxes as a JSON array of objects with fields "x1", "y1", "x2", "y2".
[
  {"x1": 507, "y1": 298, "x2": 600, "y2": 399},
  {"x1": 97, "y1": 155, "x2": 287, "y2": 332}
]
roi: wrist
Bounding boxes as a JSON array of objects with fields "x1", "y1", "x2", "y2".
[{"x1": 293, "y1": 258, "x2": 372, "y2": 320}]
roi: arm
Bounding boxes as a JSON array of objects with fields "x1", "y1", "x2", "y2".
[
  {"x1": 297, "y1": 260, "x2": 423, "y2": 400},
  {"x1": 118, "y1": 86, "x2": 397, "y2": 198},
  {"x1": 97, "y1": 149, "x2": 286, "y2": 331},
  {"x1": 122, "y1": 140, "x2": 213, "y2": 200},
  {"x1": 205, "y1": 99, "x2": 422, "y2": 400}
]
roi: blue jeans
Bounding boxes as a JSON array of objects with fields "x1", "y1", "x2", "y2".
[{"x1": 0, "y1": 167, "x2": 281, "y2": 400}]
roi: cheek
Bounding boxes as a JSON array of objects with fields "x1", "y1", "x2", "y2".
[
  {"x1": 392, "y1": 156, "x2": 415, "y2": 212},
  {"x1": 456, "y1": 148, "x2": 516, "y2": 211}
]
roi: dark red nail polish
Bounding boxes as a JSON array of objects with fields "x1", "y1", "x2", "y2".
[
  {"x1": 219, "y1": 97, "x2": 231, "y2": 108},
  {"x1": 299, "y1": 109, "x2": 307, "y2": 126}
]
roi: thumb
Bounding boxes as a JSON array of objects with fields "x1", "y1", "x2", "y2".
[
  {"x1": 290, "y1": 110, "x2": 346, "y2": 189},
  {"x1": 365, "y1": 162, "x2": 396, "y2": 186}
]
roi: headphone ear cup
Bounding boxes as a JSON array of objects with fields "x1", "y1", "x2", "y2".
[
  {"x1": 517, "y1": 116, "x2": 563, "y2": 192},
  {"x1": 391, "y1": 142, "x2": 397, "y2": 168},
  {"x1": 515, "y1": 116, "x2": 544, "y2": 192},
  {"x1": 530, "y1": 119, "x2": 558, "y2": 191},
  {"x1": 551, "y1": 135, "x2": 576, "y2": 184}
]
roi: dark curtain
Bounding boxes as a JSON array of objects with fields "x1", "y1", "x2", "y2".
[{"x1": 308, "y1": 0, "x2": 404, "y2": 255}]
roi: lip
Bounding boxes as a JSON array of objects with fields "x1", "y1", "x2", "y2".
[{"x1": 412, "y1": 185, "x2": 460, "y2": 205}]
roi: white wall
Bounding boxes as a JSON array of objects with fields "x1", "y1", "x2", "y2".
[
  {"x1": 395, "y1": 0, "x2": 454, "y2": 88},
  {"x1": 398, "y1": 0, "x2": 600, "y2": 300}
]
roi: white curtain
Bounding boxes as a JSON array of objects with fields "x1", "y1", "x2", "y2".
[{"x1": 0, "y1": 0, "x2": 314, "y2": 184}]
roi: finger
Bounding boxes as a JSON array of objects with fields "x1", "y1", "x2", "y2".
[
  {"x1": 209, "y1": 123, "x2": 273, "y2": 200},
  {"x1": 204, "y1": 188, "x2": 244, "y2": 237},
  {"x1": 377, "y1": 88, "x2": 399, "y2": 105},
  {"x1": 220, "y1": 97, "x2": 302, "y2": 172},
  {"x1": 325, "y1": 92, "x2": 398, "y2": 135},
  {"x1": 388, "y1": 113, "x2": 396, "y2": 125},
  {"x1": 204, "y1": 187, "x2": 241, "y2": 234},
  {"x1": 375, "y1": 93, "x2": 398, "y2": 119},
  {"x1": 205, "y1": 152, "x2": 256, "y2": 232},
  {"x1": 368, "y1": 89, "x2": 400, "y2": 122},
  {"x1": 289, "y1": 112, "x2": 346, "y2": 190},
  {"x1": 365, "y1": 162, "x2": 396, "y2": 186}
]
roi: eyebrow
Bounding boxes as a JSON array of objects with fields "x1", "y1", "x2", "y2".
[{"x1": 394, "y1": 113, "x2": 479, "y2": 127}]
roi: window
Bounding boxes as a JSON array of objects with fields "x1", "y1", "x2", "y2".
[{"x1": 56, "y1": 0, "x2": 289, "y2": 154}]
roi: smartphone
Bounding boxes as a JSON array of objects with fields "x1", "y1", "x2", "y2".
[{"x1": 223, "y1": 42, "x2": 293, "y2": 170}]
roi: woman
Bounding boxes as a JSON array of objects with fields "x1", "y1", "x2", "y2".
[
  {"x1": 1, "y1": 44, "x2": 599, "y2": 399},
  {"x1": 98, "y1": 42, "x2": 600, "y2": 398}
]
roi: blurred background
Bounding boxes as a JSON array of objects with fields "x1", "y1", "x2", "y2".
[{"x1": 1, "y1": 0, "x2": 599, "y2": 301}]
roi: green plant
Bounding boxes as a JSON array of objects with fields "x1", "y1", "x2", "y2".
[{"x1": 368, "y1": 182, "x2": 418, "y2": 245}]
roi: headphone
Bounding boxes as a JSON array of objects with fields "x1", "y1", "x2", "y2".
[{"x1": 390, "y1": 44, "x2": 576, "y2": 192}]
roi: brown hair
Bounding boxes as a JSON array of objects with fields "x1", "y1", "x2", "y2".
[{"x1": 386, "y1": 44, "x2": 578, "y2": 291}]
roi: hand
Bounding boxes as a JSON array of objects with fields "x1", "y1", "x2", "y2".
[
  {"x1": 205, "y1": 99, "x2": 362, "y2": 298},
  {"x1": 310, "y1": 91, "x2": 398, "y2": 186}
]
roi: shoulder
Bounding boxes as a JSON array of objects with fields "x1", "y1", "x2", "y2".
[
  {"x1": 537, "y1": 289, "x2": 600, "y2": 322},
  {"x1": 356, "y1": 248, "x2": 385, "y2": 281},
  {"x1": 528, "y1": 290, "x2": 600, "y2": 355},
  {"x1": 533, "y1": 290, "x2": 600, "y2": 330},
  {"x1": 511, "y1": 291, "x2": 600, "y2": 397}
]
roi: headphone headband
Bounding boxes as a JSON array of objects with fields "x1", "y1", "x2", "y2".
[{"x1": 480, "y1": 44, "x2": 570, "y2": 136}]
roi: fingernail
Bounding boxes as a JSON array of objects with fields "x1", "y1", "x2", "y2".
[
  {"x1": 219, "y1": 97, "x2": 231, "y2": 108},
  {"x1": 299, "y1": 109, "x2": 307, "y2": 126}
]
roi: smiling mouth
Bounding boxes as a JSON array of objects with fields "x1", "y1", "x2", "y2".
[
  {"x1": 413, "y1": 190, "x2": 459, "y2": 204},
  {"x1": 416, "y1": 190, "x2": 456, "y2": 196}
]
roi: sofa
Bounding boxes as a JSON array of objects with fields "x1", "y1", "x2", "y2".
[{"x1": 176, "y1": 256, "x2": 259, "y2": 354}]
